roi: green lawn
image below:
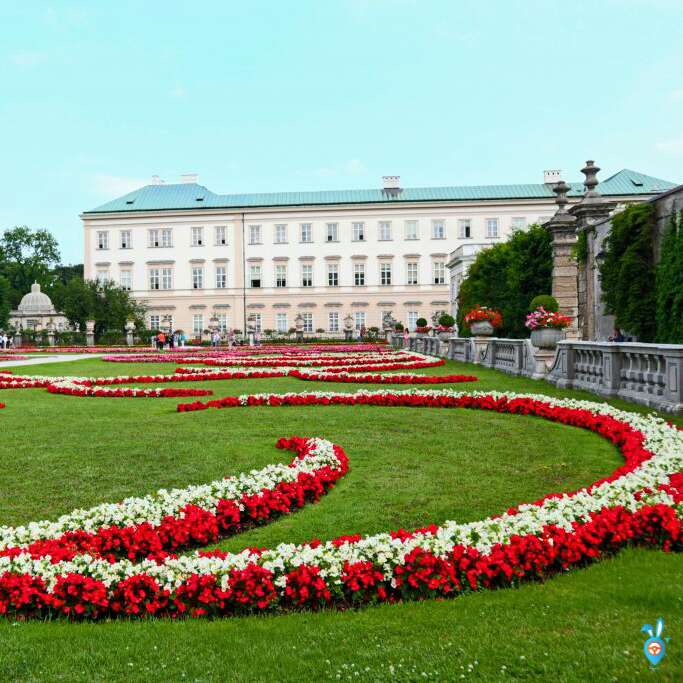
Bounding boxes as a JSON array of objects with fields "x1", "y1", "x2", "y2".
[{"x1": 0, "y1": 357, "x2": 681, "y2": 681}]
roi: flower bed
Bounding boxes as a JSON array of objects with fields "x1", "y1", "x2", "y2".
[
  {"x1": 46, "y1": 381, "x2": 213, "y2": 399},
  {"x1": 0, "y1": 391, "x2": 679, "y2": 620},
  {"x1": 0, "y1": 356, "x2": 29, "y2": 362},
  {"x1": 288, "y1": 370, "x2": 477, "y2": 385}
]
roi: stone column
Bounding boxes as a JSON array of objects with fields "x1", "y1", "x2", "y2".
[
  {"x1": 568, "y1": 161, "x2": 616, "y2": 340},
  {"x1": 547, "y1": 181, "x2": 580, "y2": 339},
  {"x1": 85, "y1": 320, "x2": 96, "y2": 347}
]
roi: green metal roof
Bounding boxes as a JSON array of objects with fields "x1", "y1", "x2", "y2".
[{"x1": 84, "y1": 169, "x2": 676, "y2": 214}]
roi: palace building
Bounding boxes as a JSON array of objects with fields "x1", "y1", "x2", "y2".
[{"x1": 82, "y1": 170, "x2": 675, "y2": 336}]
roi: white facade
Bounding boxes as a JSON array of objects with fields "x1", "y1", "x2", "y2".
[{"x1": 82, "y1": 173, "x2": 667, "y2": 335}]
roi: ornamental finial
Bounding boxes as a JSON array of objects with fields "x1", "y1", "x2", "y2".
[
  {"x1": 553, "y1": 180, "x2": 571, "y2": 214},
  {"x1": 581, "y1": 160, "x2": 601, "y2": 199}
]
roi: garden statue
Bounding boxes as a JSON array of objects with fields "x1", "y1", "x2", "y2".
[
  {"x1": 294, "y1": 313, "x2": 304, "y2": 342},
  {"x1": 343, "y1": 314, "x2": 354, "y2": 341}
]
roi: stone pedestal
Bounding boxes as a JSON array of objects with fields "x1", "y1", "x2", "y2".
[
  {"x1": 86, "y1": 320, "x2": 96, "y2": 347},
  {"x1": 344, "y1": 329, "x2": 353, "y2": 341},
  {"x1": 531, "y1": 348, "x2": 556, "y2": 379},
  {"x1": 47, "y1": 330, "x2": 55, "y2": 347},
  {"x1": 13, "y1": 333, "x2": 22, "y2": 349},
  {"x1": 471, "y1": 336, "x2": 489, "y2": 364}
]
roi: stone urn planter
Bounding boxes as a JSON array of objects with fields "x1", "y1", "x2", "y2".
[
  {"x1": 531, "y1": 327, "x2": 564, "y2": 349},
  {"x1": 438, "y1": 330, "x2": 453, "y2": 342},
  {"x1": 469, "y1": 321, "x2": 494, "y2": 336}
]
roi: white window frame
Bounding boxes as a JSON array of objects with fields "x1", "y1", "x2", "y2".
[
  {"x1": 378, "y1": 221, "x2": 392, "y2": 241},
  {"x1": 216, "y1": 313, "x2": 228, "y2": 332},
  {"x1": 215, "y1": 265, "x2": 227, "y2": 289},
  {"x1": 191, "y1": 226, "x2": 204, "y2": 247},
  {"x1": 458, "y1": 219, "x2": 472, "y2": 239},
  {"x1": 433, "y1": 261, "x2": 446, "y2": 285},
  {"x1": 404, "y1": 220, "x2": 419, "y2": 240},
  {"x1": 120, "y1": 230, "x2": 132, "y2": 249},
  {"x1": 407, "y1": 311, "x2": 418, "y2": 331},
  {"x1": 406, "y1": 261, "x2": 419, "y2": 285},
  {"x1": 511, "y1": 217, "x2": 527, "y2": 230},
  {"x1": 352, "y1": 222, "x2": 365, "y2": 241},
  {"x1": 161, "y1": 229, "x2": 172, "y2": 247},
  {"x1": 328, "y1": 311, "x2": 339, "y2": 333},
  {"x1": 249, "y1": 264, "x2": 262, "y2": 288},
  {"x1": 249, "y1": 225, "x2": 262, "y2": 245},
  {"x1": 380, "y1": 262, "x2": 392, "y2": 286},
  {"x1": 149, "y1": 314, "x2": 160, "y2": 331},
  {"x1": 96, "y1": 231, "x2": 109, "y2": 250},
  {"x1": 192, "y1": 314, "x2": 203, "y2": 336},
  {"x1": 353, "y1": 262, "x2": 365, "y2": 286},
  {"x1": 327, "y1": 263, "x2": 339, "y2": 287},
  {"x1": 96, "y1": 269, "x2": 109, "y2": 282},
  {"x1": 119, "y1": 270, "x2": 132, "y2": 291},
  {"x1": 149, "y1": 268, "x2": 160, "y2": 290},
  {"x1": 192, "y1": 266, "x2": 204, "y2": 289},
  {"x1": 276, "y1": 312, "x2": 288, "y2": 333},
  {"x1": 486, "y1": 218, "x2": 499, "y2": 238},
  {"x1": 215, "y1": 225, "x2": 228, "y2": 246},
  {"x1": 432, "y1": 220, "x2": 446, "y2": 239},
  {"x1": 300, "y1": 223, "x2": 312, "y2": 243},
  {"x1": 354, "y1": 311, "x2": 366, "y2": 330},
  {"x1": 275, "y1": 264, "x2": 287, "y2": 288},
  {"x1": 161, "y1": 268, "x2": 173, "y2": 290},
  {"x1": 326, "y1": 223, "x2": 338, "y2": 242},
  {"x1": 301, "y1": 264, "x2": 313, "y2": 287},
  {"x1": 302, "y1": 312, "x2": 313, "y2": 333},
  {"x1": 274, "y1": 224, "x2": 288, "y2": 244}
]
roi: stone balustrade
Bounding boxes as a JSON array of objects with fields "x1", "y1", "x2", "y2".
[
  {"x1": 548, "y1": 341, "x2": 683, "y2": 414},
  {"x1": 389, "y1": 334, "x2": 683, "y2": 415}
]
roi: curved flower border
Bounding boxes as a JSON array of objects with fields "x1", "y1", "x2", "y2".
[{"x1": 0, "y1": 390, "x2": 680, "y2": 619}]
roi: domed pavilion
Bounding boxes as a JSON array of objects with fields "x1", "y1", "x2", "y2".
[{"x1": 8, "y1": 283, "x2": 70, "y2": 332}]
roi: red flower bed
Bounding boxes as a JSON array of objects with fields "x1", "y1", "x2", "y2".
[{"x1": 288, "y1": 370, "x2": 477, "y2": 385}]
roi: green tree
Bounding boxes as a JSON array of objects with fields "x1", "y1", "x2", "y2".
[
  {"x1": 656, "y1": 210, "x2": 683, "y2": 343},
  {"x1": 457, "y1": 224, "x2": 552, "y2": 337},
  {"x1": 0, "y1": 275, "x2": 11, "y2": 328},
  {"x1": 0, "y1": 226, "x2": 61, "y2": 307},
  {"x1": 61, "y1": 278, "x2": 145, "y2": 338},
  {"x1": 599, "y1": 204, "x2": 656, "y2": 341}
]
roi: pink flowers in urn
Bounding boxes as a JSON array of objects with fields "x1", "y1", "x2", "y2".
[{"x1": 525, "y1": 307, "x2": 572, "y2": 330}]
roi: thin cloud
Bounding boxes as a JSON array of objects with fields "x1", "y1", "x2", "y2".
[
  {"x1": 655, "y1": 134, "x2": 683, "y2": 155},
  {"x1": 311, "y1": 159, "x2": 369, "y2": 178},
  {"x1": 9, "y1": 51, "x2": 47, "y2": 68},
  {"x1": 92, "y1": 174, "x2": 148, "y2": 197}
]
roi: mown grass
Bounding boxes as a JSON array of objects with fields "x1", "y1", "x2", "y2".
[{"x1": 0, "y1": 356, "x2": 681, "y2": 681}]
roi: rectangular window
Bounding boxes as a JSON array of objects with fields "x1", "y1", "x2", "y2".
[
  {"x1": 192, "y1": 314, "x2": 203, "y2": 336},
  {"x1": 216, "y1": 313, "x2": 228, "y2": 332},
  {"x1": 251, "y1": 313, "x2": 262, "y2": 333},
  {"x1": 161, "y1": 229, "x2": 172, "y2": 247},
  {"x1": 148, "y1": 229, "x2": 159, "y2": 247},
  {"x1": 378, "y1": 221, "x2": 392, "y2": 241},
  {"x1": 301, "y1": 264, "x2": 313, "y2": 287},
  {"x1": 96, "y1": 269, "x2": 109, "y2": 282},
  {"x1": 354, "y1": 311, "x2": 366, "y2": 330},
  {"x1": 120, "y1": 230, "x2": 132, "y2": 249},
  {"x1": 300, "y1": 223, "x2": 312, "y2": 243},
  {"x1": 215, "y1": 226, "x2": 228, "y2": 246},
  {"x1": 249, "y1": 225, "x2": 262, "y2": 244},
  {"x1": 275, "y1": 264, "x2": 287, "y2": 288},
  {"x1": 191, "y1": 226, "x2": 204, "y2": 246},
  {"x1": 511, "y1": 217, "x2": 527, "y2": 230},
  {"x1": 433, "y1": 261, "x2": 446, "y2": 285},
  {"x1": 276, "y1": 312, "x2": 288, "y2": 333},
  {"x1": 486, "y1": 218, "x2": 499, "y2": 238},
  {"x1": 352, "y1": 222, "x2": 365, "y2": 241},
  {"x1": 120, "y1": 270, "x2": 132, "y2": 291},
  {"x1": 432, "y1": 220, "x2": 445, "y2": 239},
  {"x1": 407, "y1": 311, "x2": 418, "y2": 331},
  {"x1": 149, "y1": 269, "x2": 160, "y2": 290},
  {"x1": 161, "y1": 268, "x2": 173, "y2": 290},
  {"x1": 274, "y1": 224, "x2": 288, "y2": 244},
  {"x1": 353, "y1": 263, "x2": 365, "y2": 286},
  {"x1": 328, "y1": 311, "x2": 339, "y2": 333},
  {"x1": 380, "y1": 262, "x2": 392, "y2": 285},
  {"x1": 458, "y1": 219, "x2": 471, "y2": 239},
  {"x1": 192, "y1": 266, "x2": 204, "y2": 289},
  {"x1": 326, "y1": 223, "x2": 338, "y2": 242},
  {"x1": 250, "y1": 265, "x2": 262, "y2": 288},
  {"x1": 404, "y1": 220, "x2": 418, "y2": 240},
  {"x1": 302, "y1": 312, "x2": 313, "y2": 333},
  {"x1": 150, "y1": 314, "x2": 160, "y2": 330},
  {"x1": 406, "y1": 261, "x2": 419, "y2": 285},
  {"x1": 327, "y1": 263, "x2": 339, "y2": 287},
  {"x1": 96, "y1": 231, "x2": 109, "y2": 250},
  {"x1": 215, "y1": 265, "x2": 227, "y2": 289}
]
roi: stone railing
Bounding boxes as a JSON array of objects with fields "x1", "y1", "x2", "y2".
[
  {"x1": 548, "y1": 341, "x2": 683, "y2": 415},
  {"x1": 480, "y1": 338, "x2": 538, "y2": 378}
]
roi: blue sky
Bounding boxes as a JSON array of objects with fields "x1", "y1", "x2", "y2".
[{"x1": 1, "y1": 0, "x2": 682, "y2": 264}]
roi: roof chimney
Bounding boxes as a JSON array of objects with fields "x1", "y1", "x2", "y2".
[
  {"x1": 180, "y1": 173, "x2": 198, "y2": 184},
  {"x1": 151, "y1": 175, "x2": 164, "y2": 185},
  {"x1": 544, "y1": 169, "x2": 562, "y2": 185},
  {"x1": 382, "y1": 175, "x2": 400, "y2": 190}
]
